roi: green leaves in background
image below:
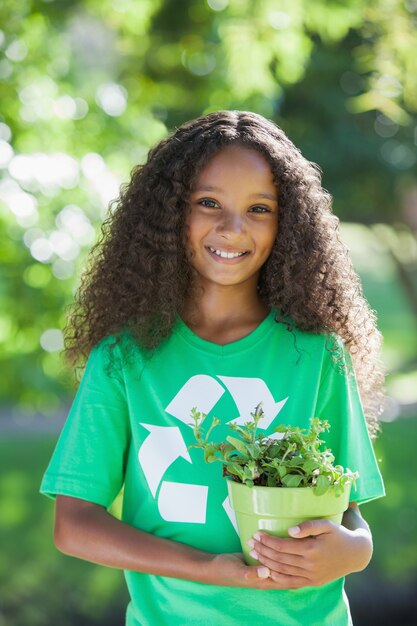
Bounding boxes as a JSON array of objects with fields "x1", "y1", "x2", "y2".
[{"x1": 1, "y1": 0, "x2": 417, "y2": 411}]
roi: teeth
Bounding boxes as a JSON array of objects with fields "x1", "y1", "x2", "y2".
[{"x1": 209, "y1": 247, "x2": 247, "y2": 259}]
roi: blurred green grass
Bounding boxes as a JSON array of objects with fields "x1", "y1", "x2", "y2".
[
  {"x1": 341, "y1": 223, "x2": 417, "y2": 372},
  {"x1": 361, "y1": 417, "x2": 417, "y2": 579},
  {"x1": 0, "y1": 436, "x2": 128, "y2": 626},
  {"x1": 1, "y1": 417, "x2": 417, "y2": 626}
]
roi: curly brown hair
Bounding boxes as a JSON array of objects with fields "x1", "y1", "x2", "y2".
[{"x1": 65, "y1": 110, "x2": 385, "y2": 437}]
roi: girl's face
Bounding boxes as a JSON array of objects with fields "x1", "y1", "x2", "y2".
[{"x1": 186, "y1": 144, "x2": 279, "y2": 292}]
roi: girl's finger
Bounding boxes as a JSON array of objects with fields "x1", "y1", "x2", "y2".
[
  {"x1": 242, "y1": 564, "x2": 271, "y2": 582},
  {"x1": 252, "y1": 532, "x2": 308, "y2": 556},
  {"x1": 253, "y1": 553, "x2": 309, "y2": 579},
  {"x1": 269, "y1": 571, "x2": 310, "y2": 589},
  {"x1": 288, "y1": 519, "x2": 335, "y2": 538},
  {"x1": 250, "y1": 544, "x2": 304, "y2": 568},
  {"x1": 243, "y1": 566, "x2": 308, "y2": 591}
]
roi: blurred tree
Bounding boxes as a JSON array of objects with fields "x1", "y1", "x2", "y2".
[{"x1": 0, "y1": 0, "x2": 416, "y2": 411}]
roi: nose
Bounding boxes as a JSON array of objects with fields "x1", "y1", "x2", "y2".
[{"x1": 215, "y1": 209, "x2": 246, "y2": 239}]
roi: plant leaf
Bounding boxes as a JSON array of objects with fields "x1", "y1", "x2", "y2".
[
  {"x1": 282, "y1": 474, "x2": 304, "y2": 488},
  {"x1": 277, "y1": 465, "x2": 288, "y2": 479},
  {"x1": 226, "y1": 436, "x2": 248, "y2": 455},
  {"x1": 225, "y1": 462, "x2": 245, "y2": 481},
  {"x1": 246, "y1": 443, "x2": 263, "y2": 459},
  {"x1": 203, "y1": 443, "x2": 220, "y2": 463},
  {"x1": 315, "y1": 474, "x2": 330, "y2": 496},
  {"x1": 303, "y1": 459, "x2": 320, "y2": 474}
]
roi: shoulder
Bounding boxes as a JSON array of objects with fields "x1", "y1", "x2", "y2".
[
  {"x1": 271, "y1": 308, "x2": 349, "y2": 372},
  {"x1": 90, "y1": 330, "x2": 145, "y2": 376},
  {"x1": 272, "y1": 307, "x2": 340, "y2": 351}
]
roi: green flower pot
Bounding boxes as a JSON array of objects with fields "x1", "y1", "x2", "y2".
[{"x1": 227, "y1": 479, "x2": 351, "y2": 565}]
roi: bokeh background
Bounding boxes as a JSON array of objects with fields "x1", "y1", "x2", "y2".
[{"x1": 1, "y1": 1, "x2": 417, "y2": 625}]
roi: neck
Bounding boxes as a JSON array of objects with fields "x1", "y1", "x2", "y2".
[{"x1": 181, "y1": 283, "x2": 269, "y2": 330}]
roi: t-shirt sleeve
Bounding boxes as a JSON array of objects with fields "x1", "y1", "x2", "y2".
[
  {"x1": 315, "y1": 337, "x2": 385, "y2": 505},
  {"x1": 39, "y1": 338, "x2": 131, "y2": 509}
]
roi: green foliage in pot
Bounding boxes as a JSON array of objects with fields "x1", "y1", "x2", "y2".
[{"x1": 189, "y1": 402, "x2": 358, "y2": 496}]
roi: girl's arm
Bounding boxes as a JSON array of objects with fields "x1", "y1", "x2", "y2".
[
  {"x1": 249, "y1": 502, "x2": 373, "y2": 588},
  {"x1": 54, "y1": 495, "x2": 309, "y2": 589}
]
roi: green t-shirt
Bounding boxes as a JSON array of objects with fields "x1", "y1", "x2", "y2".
[{"x1": 40, "y1": 308, "x2": 385, "y2": 626}]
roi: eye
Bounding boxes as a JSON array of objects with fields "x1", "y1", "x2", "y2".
[
  {"x1": 249, "y1": 206, "x2": 272, "y2": 213},
  {"x1": 198, "y1": 198, "x2": 219, "y2": 208}
]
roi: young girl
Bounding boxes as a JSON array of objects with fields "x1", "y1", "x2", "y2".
[{"x1": 40, "y1": 110, "x2": 385, "y2": 626}]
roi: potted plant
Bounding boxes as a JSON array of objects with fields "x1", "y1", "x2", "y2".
[{"x1": 189, "y1": 403, "x2": 359, "y2": 565}]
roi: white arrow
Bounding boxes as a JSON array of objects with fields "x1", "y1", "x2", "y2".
[
  {"x1": 217, "y1": 376, "x2": 288, "y2": 429},
  {"x1": 138, "y1": 423, "x2": 191, "y2": 497},
  {"x1": 158, "y1": 481, "x2": 208, "y2": 524},
  {"x1": 222, "y1": 496, "x2": 238, "y2": 534},
  {"x1": 165, "y1": 374, "x2": 225, "y2": 427}
]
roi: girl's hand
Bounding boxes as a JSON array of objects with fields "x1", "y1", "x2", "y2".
[
  {"x1": 206, "y1": 552, "x2": 311, "y2": 589},
  {"x1": 248, "y1": 517, "x2": 373, "y2": 589}
]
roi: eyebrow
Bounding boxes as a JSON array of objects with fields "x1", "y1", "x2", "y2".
[{"x1": 192, "y1": 185, "x2": 278, "y2": 201}]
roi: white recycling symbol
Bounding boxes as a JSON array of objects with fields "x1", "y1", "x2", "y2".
[{"x1": 138, "y1": 375, "x2": 288, "y2": 529}]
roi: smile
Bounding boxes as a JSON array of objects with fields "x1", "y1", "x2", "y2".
[{"x1": 208, "y1": 246, "x2": 249, "y2": 259}]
